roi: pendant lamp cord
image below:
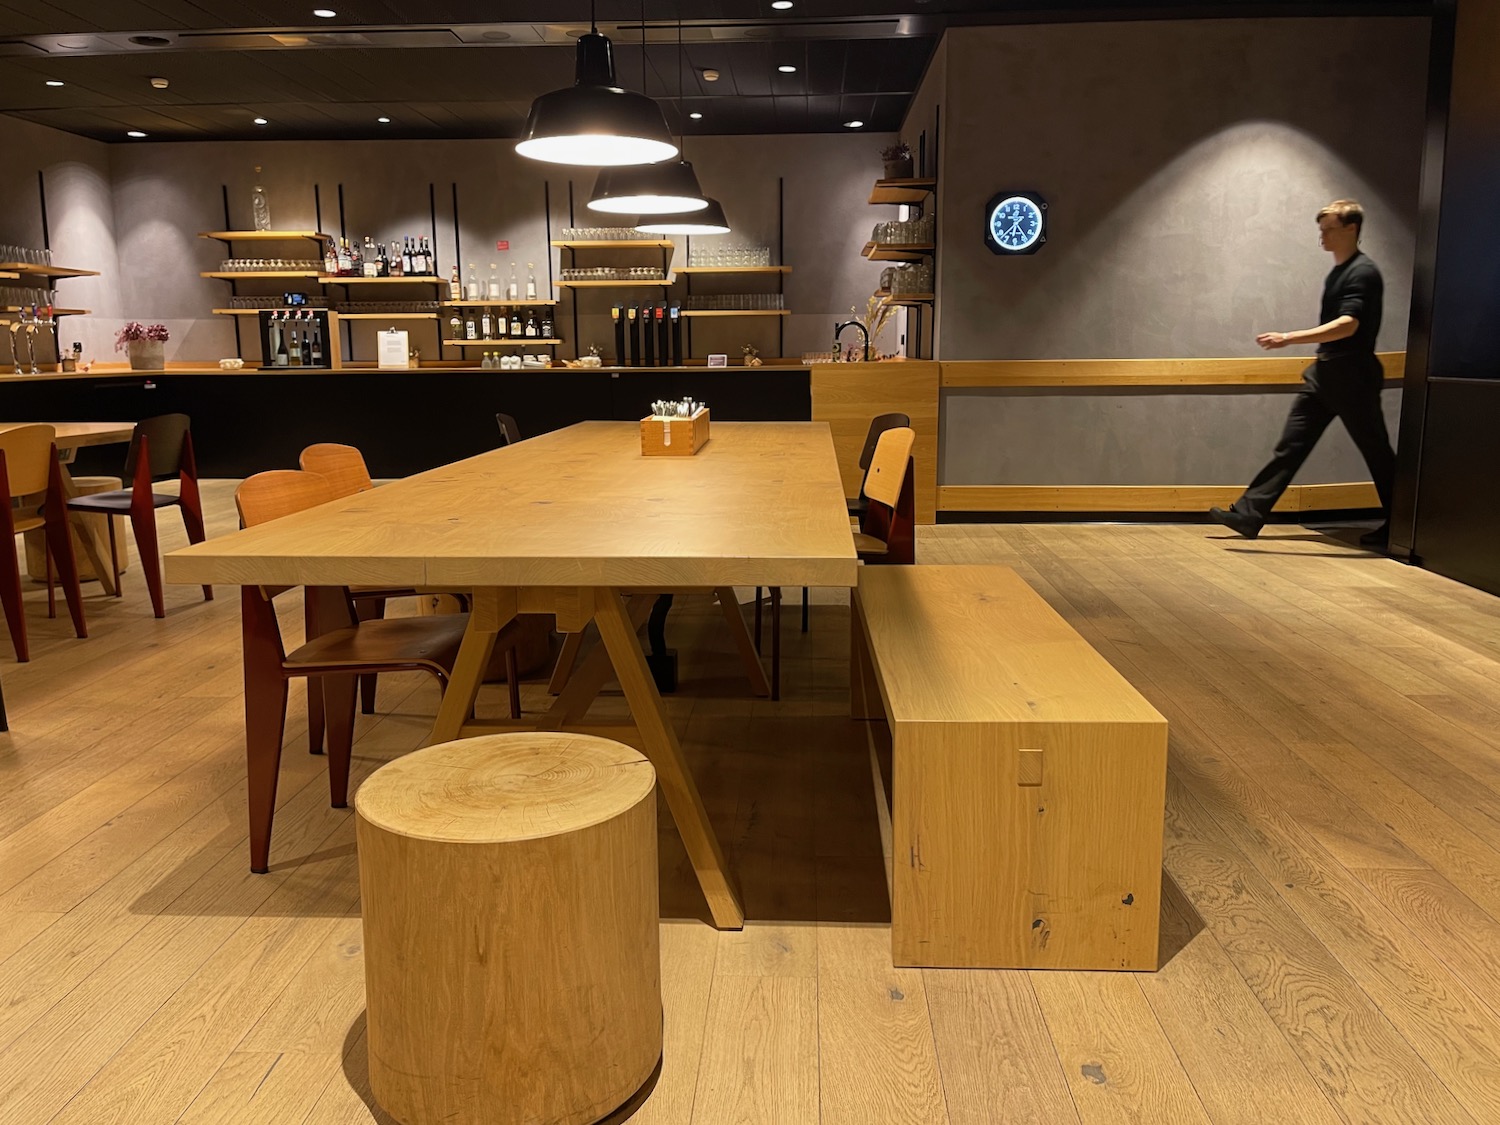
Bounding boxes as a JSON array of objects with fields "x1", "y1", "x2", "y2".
[
  {"x1": 677, "y1": 14, "x2": 685, "y2": 151},
  {"x1": 591, "y1": 0, "x2": 597, "y2": 33}
]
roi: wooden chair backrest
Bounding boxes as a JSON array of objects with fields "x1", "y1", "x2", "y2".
[
  {"x1": 495, "y1": 413, "x2": 522, "y2": 446},
  {"x1": 236, "y1": 469, "x2": 340, "y2": 529},
  {"x1": 863, "y1": 427, "x2": 915, "y2": 510},
  {"x1": 0, "y1": 424, "x2": 58, "y2": 497},
  {"x1": 298, "y1": 443, "x2": 373, "y2": 497},
  {"x1": 123, "y1": 414, "x2": 190, "y2": 480},
  {"x1": 857, "y1": 412, "x2": 911, "y2": 473}
]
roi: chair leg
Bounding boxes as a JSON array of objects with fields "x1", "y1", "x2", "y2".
[
  {"x1": 801, "y1": 586, "x2": 809, "y2": 633},
  {"x1": 307, "y1": 679, "x2": 325, "y2": 755},
  {"x1": 44, "y1": 458, "x2": 87, "y2": 639},
  {"x1": 505, "y1": 648, "x2": 521, "y2": 719},
  {"x1": 358, "y1": 673, "x2": 378, "y2": 716},
  {"x1": 177, "y1": 444, "x2": 213, "y2": 603},
  {"x1": 754, "y1": 586, "x2": 763, "y2": 653},
  {"x1": 772, "y1": 587, "x2": 783, "y2": 700},
  {"x1": 243, "y1": 590, "x2": 289, "y2": 874},
  {"x1": 355, "y1": 596, "x2": 386, "y2": 715},
  {"x1": 45, "y1": 546, "x2": 55, "y2": 619},
  {"x1": 128, "y1": 505, "x2": 166, "y2": 619},
  {"x1": 0, "y1": 531, "x2": 29, "y2": 662},
  {"x1": 107, "y1": 517, "x2": 122, "y2": 598},
  {"x1": 322, "y1": 674, "x2": 358, "y2": 809}
]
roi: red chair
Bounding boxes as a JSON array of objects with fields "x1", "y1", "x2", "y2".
[
  {"x1": 65, "y1": 414, "x2": 211, "y2": 618},
  {"x1": 1, "y1": 424, "x2": 87, "y2": 661}
]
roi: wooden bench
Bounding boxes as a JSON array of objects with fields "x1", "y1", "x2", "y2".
[{"x1": 852, "y1": 564, "x2": 1167, "y2": 970}]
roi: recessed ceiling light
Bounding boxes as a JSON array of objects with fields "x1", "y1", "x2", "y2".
[
  {"x1": 253, "y1": 117, "x2": 268, "y2": 125},
  {"x1": 772, "y1": 1, "x2": 793, "y2": 8},
  {"x1": 689, "y1": 111, "x2": 703, "y2": 120},
  {"x1": 313, "y1": 8, "x2": 336, "y2": 16},
  {"x1": 45, "y1": 80, "x2": 64, "y2": 86},
  {"x1": 127, "y1": 130, "x2": 148, "y2": 138},
  {"x1": 777, "y1": 64, "x2": 797, "y2": 73},
  {"x1": 377, "y1": 116, "x2": 391, "y2": 123},
  {"x1": 843, "y1": 120, "x2": 864, "y2": 128}
]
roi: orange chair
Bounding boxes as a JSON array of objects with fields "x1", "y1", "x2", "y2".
[
  {"x1": 0, "y1": 424, "x2": 87, "y2": 661},
  {"x1": 236, "y1": 469, "x2": 523, "y2": 873},
  {"x1": 65, "y1": 413, "x2": 211, "y2": 619},
  {"x1": 852, "y1": 426, "x2": 916, "y2": 565}
]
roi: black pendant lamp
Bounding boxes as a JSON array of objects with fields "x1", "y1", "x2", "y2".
[
  {"x1": 515, "y1": 16, "x2": 677, "y2": 167},
  {"x1": 588, "y1": 160, "x2": 709, "y2": 215},
  {"x1": 636, "y1": 197, "x2": 731, "y2": 234}
]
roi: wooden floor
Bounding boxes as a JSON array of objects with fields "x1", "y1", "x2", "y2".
[{"x1": 5, "y1": 485, "x2": 1500, "y2": 1123}]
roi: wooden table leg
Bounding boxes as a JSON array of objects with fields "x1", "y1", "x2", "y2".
[
  {"x1": 427, "y1": 588, "x2": 517, "y2": 746},
  {"x1": 594, "y1": 587, "x2": 744, "y2": 931},
  {"x1": 55, "y1": 461, "x2": 118, "y2": 596},
  {"x1": 547, "y1": 629, "x2": 588, "y2": 694},
  {"x1": 540, "y1": 593, "x2": 653, "y2": 730},
  {"x1": 714, "y1": 588, "x2": 771, "y2": 698}
]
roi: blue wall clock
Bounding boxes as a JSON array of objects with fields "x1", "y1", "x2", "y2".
[{"x1": 985, "y1": 192, "x2": 1047, "y2": 255}]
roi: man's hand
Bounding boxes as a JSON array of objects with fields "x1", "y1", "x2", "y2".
[{"x1": 1256, "y1": 331, "x2": 1291, "y2": 350}]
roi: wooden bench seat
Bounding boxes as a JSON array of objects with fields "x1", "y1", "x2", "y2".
[{"x1": 852, "y1": 564, "x2": 1167, "y2": 970}]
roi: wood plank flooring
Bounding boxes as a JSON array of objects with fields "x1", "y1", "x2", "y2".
[{"x1": 5, "y1": 486, "x2": 1500, "y2": 1123}]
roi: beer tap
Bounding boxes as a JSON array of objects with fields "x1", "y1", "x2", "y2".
[
  {"x1": 21, "y1": 305, "x2": 40, "y2": 374},
  {"x1": 5, "y1": 317, "x2": 21, "y2": 375}
]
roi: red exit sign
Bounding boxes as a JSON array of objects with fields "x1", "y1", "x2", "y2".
[{"x1": 496, "y1": 239, "x2": 510, "y2": 251}]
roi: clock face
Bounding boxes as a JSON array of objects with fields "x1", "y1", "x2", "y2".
[{"x1": 985, "y1": 192, "x2": 1046, "y2": 255}]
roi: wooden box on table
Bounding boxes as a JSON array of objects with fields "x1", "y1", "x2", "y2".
[{"x1": 640, "y1": 408, "x2": 710, "y2": 457}]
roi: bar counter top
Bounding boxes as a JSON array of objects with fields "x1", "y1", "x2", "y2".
[{"x1": 0, "y1": 362, "x2": 827, "y2": 383}]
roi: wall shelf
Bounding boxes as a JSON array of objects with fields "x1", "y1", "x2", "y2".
[
  {"x1": 868, "y1": 178, "x2": 937, "y2": 205},
  {"x1": 3, "y1": 306, "x2": 90, "y2": 315},
  {"x1": 551, "y1": 240, "x2": 673, "y2": 249},
  {"x1": 323, "y1": 275, "x2": 448, "y2": 286},
  {"x1": 212, "y1": 307, "x2": 330, "y2": 316},
  {"x1": 877, "y1": 292, "x2": 935, "y2": 305},
  {"x1": 337, "y1": 312, "x2": 440, "y2": 320},
  {"x1": 442, "y1": 299, "x2": 557, "y2": 307},
  {"x1": 556, "y1": 280, "x2": 671, "y2": 289},
  {"x1": 199, "y1": 230, "x2": 331, "y2": 244},
  {"x1": 673, "y1": 266, "x2": 792, "y2": 275},
  {"x1": 679, "y1": 309, "x2": 791, "y2": 317},
  {"x1": 202, "y1": 270, "x2": 322, "y2": 279},
  {"x1": 0, "y1": 263, "x2": 100, "y2": 280},
  {"x1": 0, "y1": 271, "x2": 16, "y2": 281},
  {"x1": 443, "y1": 338, "x2": 563, "y2": 346},
  {"x1": 862, "y1": 242, "x2": 934, "y2": 262}
]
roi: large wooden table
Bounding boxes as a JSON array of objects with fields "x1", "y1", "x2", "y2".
[
  {"x1": 165, "y1": 421, "x2": 860, "y2": 928},
  {"x1": 0, "y1": 421, "x2": 135, "y2": 594}
]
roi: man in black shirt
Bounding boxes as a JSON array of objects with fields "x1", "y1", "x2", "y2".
[{"x1": 1210, "y1": 199, "x2": 1396, "y2": 548}]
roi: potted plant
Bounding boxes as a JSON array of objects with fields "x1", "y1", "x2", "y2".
[
  {"x1": 881, "y1": 142, "x2": 913, "y2": 180},
  {"x1": 115, "y1": 321, "x2": 169, "y2": 370},
  {"x1": 741, "y1": 343, "x2": 762, "y2": 367}
]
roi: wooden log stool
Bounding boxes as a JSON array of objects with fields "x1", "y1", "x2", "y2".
[
  {"x1": 25, "y1": 475, "x2": 129, "y2": 583},
  {"x1": 355, "y1": 732, "x2": 662, "y2": 1125}
]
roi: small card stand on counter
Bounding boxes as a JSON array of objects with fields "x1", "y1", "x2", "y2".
[{"x1": 641, "y1": 408, "x2": 710, "y2": 457}]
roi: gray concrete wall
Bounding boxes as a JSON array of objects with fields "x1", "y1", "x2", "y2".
[
  {"x1": 0, "y1": 115, "x2": 123, "y2": 362},
  {"x1": 934, "y1": 18, "x2": 1429, "y2": 361},
  {"x1": 943, "y1": 384, "x2": 1402, "y2": 485},
  {"x1": 104, "y1": 131, "x2": 894, "y2": 365}
]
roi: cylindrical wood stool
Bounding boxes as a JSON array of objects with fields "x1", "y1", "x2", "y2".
[
  {"x1": 25, "y1": 475, "x2": 130, "y2": 582},
  {"x1": 355, "y1": 732, "x2": 661, "y2": 1125}
]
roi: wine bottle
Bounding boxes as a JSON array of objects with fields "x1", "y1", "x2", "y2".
[
  {"x1": 450, "y1": 313, "x2": 463, "y2": 340},
  {"x1": 289, "y1": 328, "x2": 302, "y2": 365},
  {"x1": 310, "y1": 321, "x2": 323, "y2": 366},
  {"x1": 481, "y1": 307, "x2": 493, "y2": 339},
  {"x1": 275, "y1": 316, "x2": 289, "y2": 366},
  {"x1": 525, "y1": 263, "x2": 537, "y2": 300},
  {"x1": 509, "y1": 308, "x2": 523, "y2": 338}
]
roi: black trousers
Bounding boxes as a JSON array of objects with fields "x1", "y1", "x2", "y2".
[{"x1": 1234, "y1": 354, "x2": 1395, "y2": 523}]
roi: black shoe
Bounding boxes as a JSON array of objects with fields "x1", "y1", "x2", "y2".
[
  {"x1": 1209, "y1": 507, "x2": 1262, "y2": 539},
  {"x1": 1359, "y1": 524, "x2": 1390, "y2": 549}
]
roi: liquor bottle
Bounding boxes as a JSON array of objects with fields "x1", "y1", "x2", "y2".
[
  {"x1": 524, "y1": 310, "x2": 538, "y2": 338},
  {"x1": 507, "y1": 262, "x2": 519, "y2": 301},
  {"x1": 377, "y1": 242, "x2": 390, "y2": 278},
  {"x1": 389, "y1": 242, "x2": 403, "y2": 277},
  {"x1": 449, "y1": 313, "x2": 463, "y2": 340},
  {"x1": 449, "y1": 265, "x2": 462, "y2": 302},
  {"x1": 417, "y1": 236, "x2": 431, "y2": 274},
  {"x1": 509, "y1": 308, "x2": 523, "y2": 338},
  {"x1": 466, "y1": 264, "x2": 480, "y2": 301},
  {"x1": 480, "y1": 307, "x2": 493, "y2": 339},
  {"x1": 488, "y1": 264, "x2": 501, "y2": 301},
  {"x1": 525, "y1": 263, "x2": 537, "y2": 300},
  {"x1": 251, "y1": 166, "x2": 272, "y2": 231},
  {"x1": 465, "y1": 314, "x2": 477, "y2": 340},
  {"x1": 310, "y1": 321, "x2": 323, "y2": 366},
  {"x1": 323, "y1": 239, "x2": 338, "y2": 276},
  {"x1": 481, "y1": 351, "x2": 493, "y2": 370},
  {"x1": 540, "y1": 312, "x2": 554, "y2": 340},
  {"x1": 401, "y1": 237, "x2": 413, "y2": 275},
  {"x1": 337, "y1": 238, "x2": 352, "y2": 276},
  {"x1": 275, "y1": 316, "x2": 289, "y2": 366},
  {"x1": 365, "y1": 237, "x2": 381, "y2": 278},
  {"x1": 289, "y1": 328, "x2": 302, "y2": 365}
]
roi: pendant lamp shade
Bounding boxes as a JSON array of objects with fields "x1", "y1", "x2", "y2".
[
  {"x1": 516, "y1": 32, "x2": 678, "y2": 167},
  {"x1": 588, "y1": 160, "x2": 709, "y2": 215},
  {"x1": 636, "y1": 197, "x2": 731, "y2": 234}
]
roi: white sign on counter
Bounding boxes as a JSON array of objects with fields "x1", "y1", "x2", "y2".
[{"x1": 377, "y1": 329, "x2": 410, "y2": 369}]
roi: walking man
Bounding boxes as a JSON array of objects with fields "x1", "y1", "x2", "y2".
[{"x1": 1210, "y1": 199, "x2": 1396, "y2": 548}]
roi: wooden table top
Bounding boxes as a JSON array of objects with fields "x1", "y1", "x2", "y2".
[
  {"x1": 0, "y1": 421, "x2": 134, "y2": 450},
  {"x1": 165, "y1": 421, "x2": 860, "y2": 590}
]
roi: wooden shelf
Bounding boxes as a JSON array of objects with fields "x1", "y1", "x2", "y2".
[
  {"x1": 876, "y1": 292, "x2": 935, "y2": 305},
  {"x1": 679, "y1": 309, "x2": 791, "y2": 317},
  {"x1": 556, "y1": 280, "x2": 672, "y2": 289},
  {"x1": 442, "y1": 299, "x2": 558, "y2": 307},
  {"x1": 442, "y1": 338, "x2": 562, "y2": 347},
  {"x1": 337, "y1": 312, "x2": 440, "y2": 320},
  {"x1": 0, "y1": 271, "x2": 16, "y2": 281},
  {"x1": 198, "y1": 230, "x2": 331, "y2": 243},
  {"x1": 861, "y1": 243, "x2": 934, "y2": 262},
  {"x1": 2, "y1": 306, "x2": 90, "y2": 315},
  {"x1": 201, "y1": 270, "x2": 322, "y2": 279},
  {"x1": 0, "y1": 263, "x2": 100, "y2": 279},
  {"x1": 672, "y1": 266, "x2": 791, "y2": 275},
  {"x1": 552, "y1": 240, "x2": 673, "y2": 249},
  {"x1": 869, "y1": 178, "x2": 937, "y2": 205},
  {"x1": 323, "y1": 275, "x2": 448, "y2": 286},
  {"x1": 212, "y1": 307, "x2": 329, "y2": 316}
]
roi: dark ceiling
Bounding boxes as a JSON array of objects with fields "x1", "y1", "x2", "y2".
[{"x1": 0, "y1": 2, "x2": 1430, "y2": 142}]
